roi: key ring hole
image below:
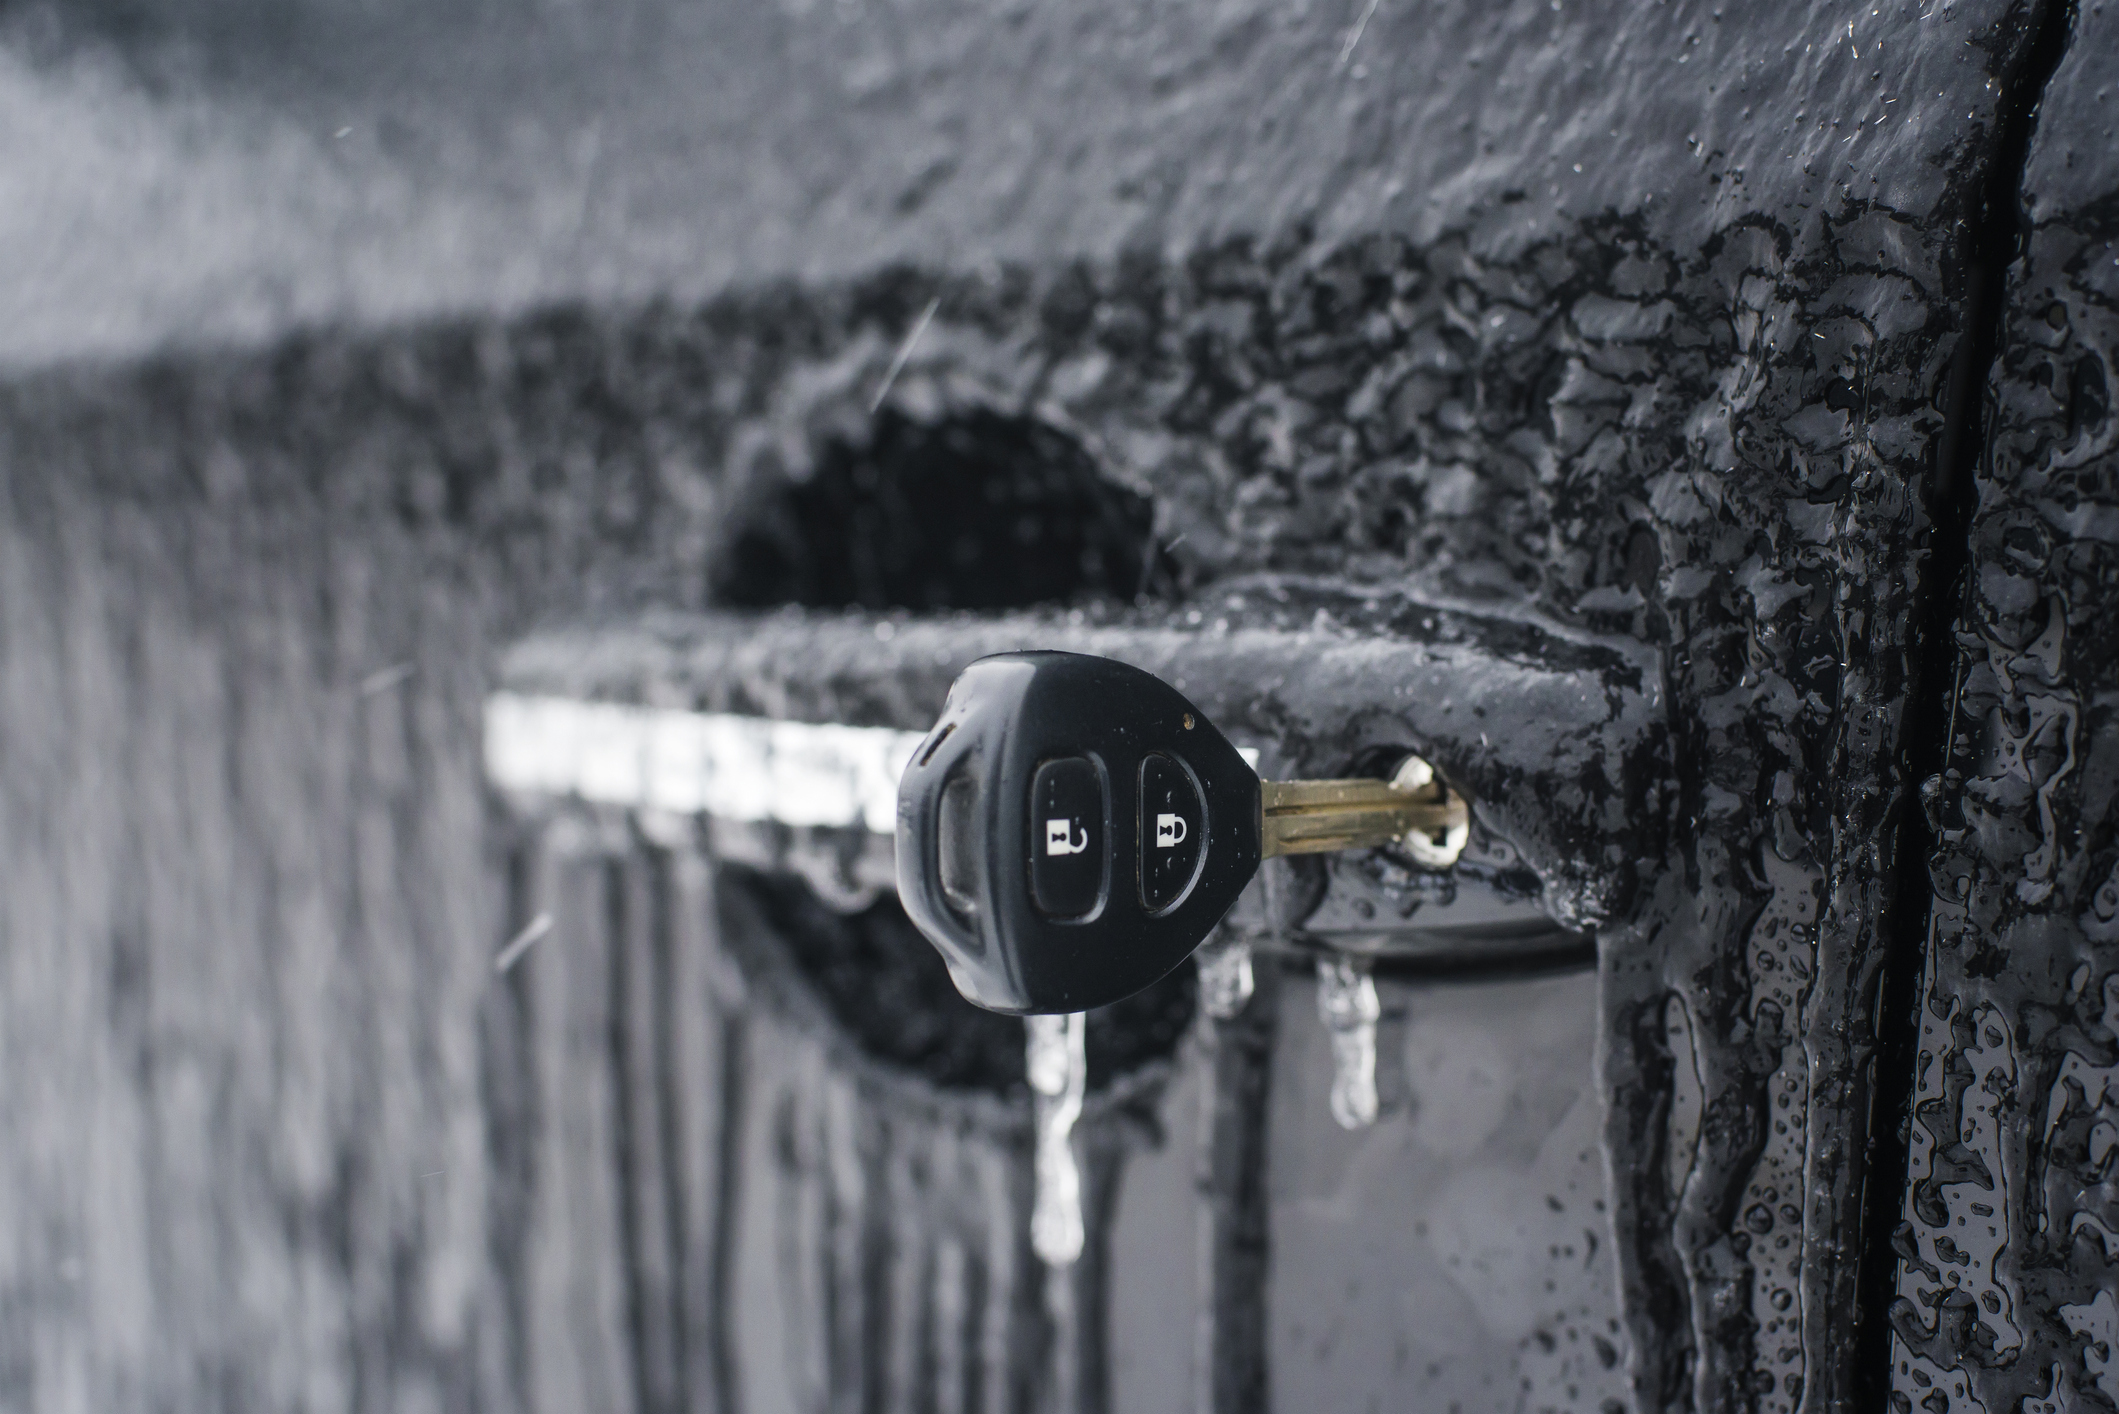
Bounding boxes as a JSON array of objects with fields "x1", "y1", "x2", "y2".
[{"x1": 916, "y1": 720, "x2": 957, "y2": 768}]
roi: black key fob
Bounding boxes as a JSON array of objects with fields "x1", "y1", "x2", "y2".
[{"x1": 896, "y1": 651, "x2": 1262, "y2": 1014}]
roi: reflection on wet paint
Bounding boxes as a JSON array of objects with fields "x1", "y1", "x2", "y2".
[{"x1": 1893, "y1": 999, "x2": 2022, "y2": 1374}]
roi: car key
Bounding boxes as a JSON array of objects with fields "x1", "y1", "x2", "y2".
[{"x1": 895, "y1": 650, "x2": 1467, "y2": 1014}]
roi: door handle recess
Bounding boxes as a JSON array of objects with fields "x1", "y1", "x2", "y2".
[{"x1": 483, "y1": 585, "x2": 1662, "y2": 964}]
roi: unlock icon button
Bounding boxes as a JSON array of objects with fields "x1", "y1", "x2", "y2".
[{"x1": 1028, "y1": 757, "x2": 1106, "y2": 921}]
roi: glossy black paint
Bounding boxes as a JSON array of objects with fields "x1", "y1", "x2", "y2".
[{"x1": 1879, "y1": 6, "x2": 2119, "y2": 1410}]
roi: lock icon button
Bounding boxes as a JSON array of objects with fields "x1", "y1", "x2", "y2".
[{"x1": 1139, "y1": 752, "x2": 1206, "y2": 913}]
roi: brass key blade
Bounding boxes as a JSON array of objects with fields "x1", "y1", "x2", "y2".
[{"x1": 1258, "y1": 760, "x2": 1468, "y2": 864}]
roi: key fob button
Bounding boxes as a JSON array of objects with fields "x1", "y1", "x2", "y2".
[
  {"x1": 1028, "y1": 757, "x2": 1106, "y2": 920},
  {"x1": 1138, "y1": 751, "x2": 1208, "y2": 913}
]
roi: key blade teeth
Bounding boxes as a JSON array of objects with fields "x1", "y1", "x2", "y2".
[{"x1": 1257, "y1": 769, "x2": 1469, "y2": 864}]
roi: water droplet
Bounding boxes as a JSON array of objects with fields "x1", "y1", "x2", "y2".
[
  {"x1": 1196, "y1": 935, "x2": 1255, "y2": 1020},
  {"x1": 1026, "y1": 1013, "x2": 1085, "y2": 1266},
  {"x1": 1317, "y1": 956, "x2": 1380, "y2": 1130}
]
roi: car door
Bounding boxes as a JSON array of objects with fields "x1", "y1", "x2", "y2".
[{"x1": 0, "y1": 2, "x2": 2109, "y2": 1412}]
